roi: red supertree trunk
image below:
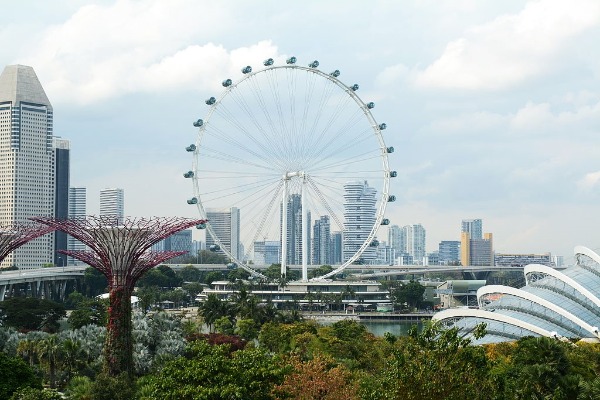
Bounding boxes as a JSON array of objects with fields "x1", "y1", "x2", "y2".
[{"x1": 32, "y1": 216, "x2": 205, "y2": 378}]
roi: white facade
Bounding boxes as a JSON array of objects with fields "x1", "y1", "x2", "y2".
[
  {"x1": 206, "y1": 207, "x2": 240, "y2": 260},
  {"x1": 67, "y1": 187, "x2": 87, "y2": 265},
  {"x1": 342, "y1": 181, "x2": 377, "y2": 264},
  {"x1": 0, "y1": 65, "x2": 55, "y2": 269},
  {"x1": 404, "y1": 224, "x2": 426, "y2": 265},
  {"x1": 99, "y1": 188, "x2": 124, "y2": 219}
]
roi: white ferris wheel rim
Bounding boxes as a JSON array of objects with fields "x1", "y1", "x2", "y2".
[{"x1": 190, "y1": 61, "x2": 391, "y2": 281}]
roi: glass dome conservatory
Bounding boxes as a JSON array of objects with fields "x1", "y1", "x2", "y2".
[{"x1": 433, "y1": 246, "x2": 600, "y2": 344}]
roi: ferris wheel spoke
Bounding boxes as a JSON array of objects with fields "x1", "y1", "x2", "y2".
[
  {"x1": 201, "y1": 177, "x2": 281, "y2": 203},
  {"x1": 306, "y1": 177, "x2": 345, "y2": 231},
  {"x1": 192, "y1": 62, "x2": 391, "y2": 278},
  {"x1": 210, "y1": 104, "x2": 289, "y2": 171}
]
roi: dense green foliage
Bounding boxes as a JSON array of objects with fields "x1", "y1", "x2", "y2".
[
  {"x1": 4, "y1": 279, "x2": 600, "y2": 400},
  {"x1": 0, "y1": 351, "x2": 41, "y2": 399},
  {"x1": 139, "y1": 340, "x2": 285, "y2": 399},
  {"x1": 0, "y1": 297, "x2": 66, "y2": 332}
]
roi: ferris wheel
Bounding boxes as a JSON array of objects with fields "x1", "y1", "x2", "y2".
[{"x1": 185, "y1": 56, "x2": 396, "y2": 281}]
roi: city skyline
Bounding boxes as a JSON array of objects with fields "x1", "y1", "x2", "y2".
[{"x1": 0, "y1": 1, "x2": 598, "y2": 261}]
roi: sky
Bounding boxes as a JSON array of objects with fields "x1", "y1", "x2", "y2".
[{"x1": 1, "y1": 0, "x2": 599, "y2": 262}]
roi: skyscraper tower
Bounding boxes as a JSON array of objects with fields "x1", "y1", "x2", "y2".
[
  {"x1": 404, "y1": 224, "x2": 426, "y2": 264},
  {"x1": 280, "y1": 194, "x2": 311, "y2": 265},
  {"x1": 53, "y1": 138, "x2": 70, "y2": 267},
  {"x1": 99, "y1": 188, "x2": 124, "y2": 219},
  {"x1": 461, "y1": 219, "x2": 482, "y2": 240},
  {"x1": 388, "y1": 224, "x2": 406, "y2": 254},
  {"x1": 460, "y1": 219, "x2": 493, "y2": 266},
  {"x1": 68, "y1": 187, "x2": 86, "y2": 265},
  {"x1": 312, "y1": 215, "x2": 331, "y2": 265},
  {"x1": 342, "y1": 181, "x2": 377, "y2": 264},
  {"x1": 206, "y1": 207, "x2": 240, "y2": 259},
  {"x1": 0, "y1": 65, "x2": 55, "y2": 268}
]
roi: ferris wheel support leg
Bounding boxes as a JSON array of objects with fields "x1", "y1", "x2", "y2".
[
  {"x1": 301, "y1": 177, "x2": 308, "y2": 281},
  {"x1": 281, "y1": 178, "x2": 288, "y2": 278}
]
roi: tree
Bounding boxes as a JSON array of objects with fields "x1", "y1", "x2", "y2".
[
  {"x1": 0, "y1": 297, "x2": 66, "y2": 332},
  {"x1": 82, "y1": 267, "x2": 108, "y2": 297},
  {"x1": 501, "y1": 336, "x2": 579, "y2": 399},
  {"x1": 273, "y1": 355, "x2": 358, "y2": 400},
  {"x1": 182, "y1": 282, "x2": 205, "y2": 302},
  {"x1": 68, "y1": 298, "x2": 107, "y2": 329},
  {"x1": 309, "y1": 265, "x2": 334, "y2": 279},
  {"x1": 359, "y1": 322, "x2": 492, "y2": 400},
  {"x1": 138, "y1": 341, "x2": 285, "y2": 400},
  {"x1": 37, "y1": 335, "x2": 62, "y2": 389},
  {"x1": 136, "y1": 285, "x2": 160, "y2": 313},
  {"x1": 0, "y1": 352, "x2": 41, "y2": 399},
  {"x1": 177, "y1": 265, "x2": 202, "y2": 282},
  {"x1": 389, "y1": 280, "x2": 425, "y2": 310},
  {"x1": 199, "y1": 294, "x2": 233, "y2": 332},
  {"x1": 9, "y1": 387, "x2": 62, "y2": 400}
]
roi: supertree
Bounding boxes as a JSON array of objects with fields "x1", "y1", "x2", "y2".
[
  {"x1": 0, "y1": 221, "x2": 56, "y2": 265},
  {"x1": 31, "y1": 215, "x2": 207, "y2": 377}
]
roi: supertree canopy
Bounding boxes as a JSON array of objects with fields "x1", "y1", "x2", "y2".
[
  {"x1": 31, "y1": 215, "x2": 207, "y2": 377},
  {"x1": 0, "y1": 221, "x2": 56, "y2": 265}
]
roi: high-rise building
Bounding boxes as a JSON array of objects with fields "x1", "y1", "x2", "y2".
[
  {"x1": 280, "y1": 194, "x2": 310, "y2": 265},
  {"x1": 331, "y1": 231, "x2": 342, "y2": 264},
  {"x1": 404, "y1": 224, "x2": 426, "y2": 265},
  {"x1": 254, "y1": 240, "x2": 281, "y2": 265},
  {"x1": 312, "y1": 215, "x2": 331, "y2": 265},
  {"x1": 461, "y1": 219, "x2": 482, "y2": 240},
  {"x1": 67, "y1": 187, "x2": 86, "y2": 265},
  {"x1": 438, "y1": 240, "x2": 460, "y2": 265},
  {"x1": 342, "y1": 181, "x2": 377, "y2": 264},
  {"x1": 388, "y1": 224, "x2": 406, "y2": 255},
  {"x1": 206, "y1": 207, "x2": 240, "y2": 260},
  {"x1": 53, "y1": 138, "x2": 70, "y2": 267},
  {"x1": 461, "y1": 231, "x2": 494, "y2": 266},
  {"x1": 0, "y1": 65, "x2": 55, "y2": 269},
  {"x1": 156, "y1": 229, "x2": 192, "y2": 263},
  {"x1": 99, "y1": 188, "x2": 124, "y2": 219}
]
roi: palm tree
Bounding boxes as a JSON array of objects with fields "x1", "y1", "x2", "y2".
[
  {"x1": 198, "y1": 294, "x2": 231, "y2": 332},
  {"x1": 17, "y1": 339, "x2": 39, "y2": 367},
  {"x1": 37, "y1": 335, "x2": 62, "y2": 389},
  {"x1": 61, "y1": 338, "x2": 83, "y2": 382}
]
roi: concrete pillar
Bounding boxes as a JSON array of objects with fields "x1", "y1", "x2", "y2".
[{"x1": 0, "y1": 285, "x2": 5, "y2": 302}]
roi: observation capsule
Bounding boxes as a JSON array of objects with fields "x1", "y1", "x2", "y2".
[
  {"x1": 388, "y1": 195, "x2": 396, "y2": 202},
  {"x1": 187, "y1": 197, "x2": 198, "y2": 205},
  {"x1": 205, "y1": 97, "x2": 216, "y2": 105},
  {"x1": 330, "y1": 70, "x2": 340, "y2": 77},
  {"x1": 350, "y1": 84, "x2": 359, "y2": 91},
  {"x1": 386, "y1": 146, "x2": 394, "y2": 154},
  {"x1": 367, "y1": 102, "x2": 375, "y2": 109},
  {"x1": 193, "y1": 119, "x2": 203, "y2": 127},
  {"x1": 196, "y1": 223, "x2": 206, "y2": 230},
  {"x1": 381, "y1": 218, "x2": 390, "y2": 226},
  {"x1": 209, "y1": 244, "x2": 220, "y2": 252},
  {"x1": 222, "y1": 79, "x2": 232, "y2": 87},
  {"x1": 183, "y1": 171, "x2": 194, "y2": 178},
  {"x1": 241, "y1": 66, "x2": 252, "y2": 74},
  {"x1": 226, "y1": 262, "x2": 236, "y2": 269},
  {"x1": 379, "y1": 123, "x2": 387, "y2": 130},
  {"x1": 369, "y1": 240, "x2": 380, "y2": 247},
  {"x1": 308, "y1": 60, "x2": 319, "y2": 68},
  {"x1": 185, "y1": 144, "x2": 196, "y2": 152},
  {"x1": 286, "y1": 56, "x2": 297, "y2": 64},
  {"x1": 389, "y1": 171, "x2": 397, "y2": 178},
  {"x1": 263, "y1": 58, "x2": 274, "y2": 66}
]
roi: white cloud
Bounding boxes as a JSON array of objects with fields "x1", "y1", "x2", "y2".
[
  {"x1": 17, "y1": 0, "x2": 281, "y2": 104},
  {"x1": 578, "y1": 171, "x2": 600, "y2": 191},
  {"x1": 415, "y1": 0, "x2": 600, "y2": 90}
]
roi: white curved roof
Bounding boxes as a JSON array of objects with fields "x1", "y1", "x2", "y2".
[{"x1": 435, "y1": 246, "x2": 600, "y2": 343}]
